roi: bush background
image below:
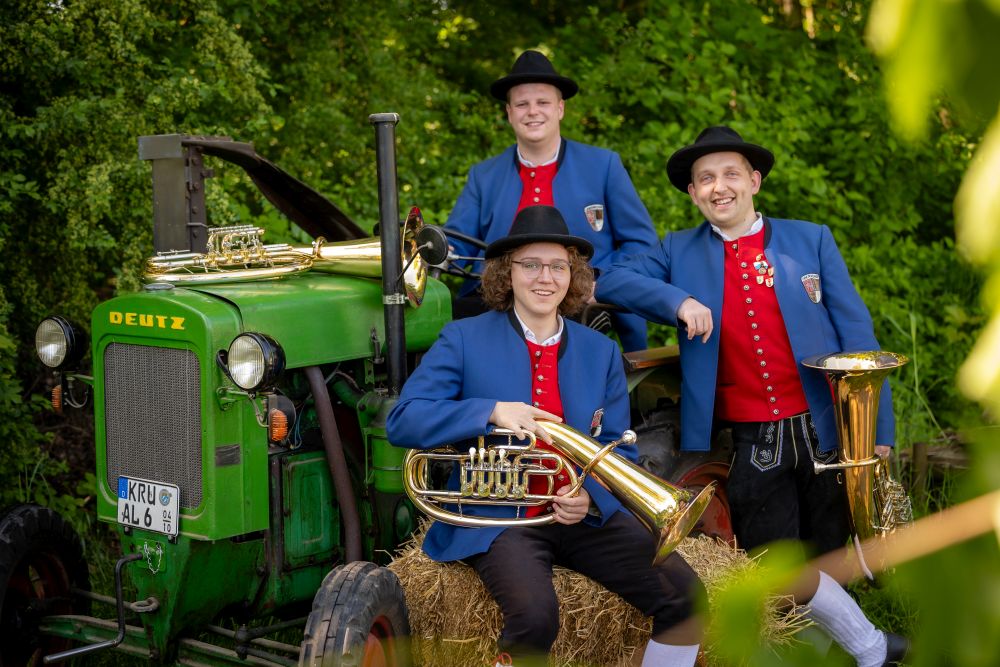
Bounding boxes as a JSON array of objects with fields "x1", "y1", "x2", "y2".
[{"x1": 0, "y1": 0, "x2": 986, "y2": 504}]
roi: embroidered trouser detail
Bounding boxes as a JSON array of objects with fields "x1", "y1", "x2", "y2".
[{"x1": 727, "y1": 412, "x2": 850, "y2": 555}]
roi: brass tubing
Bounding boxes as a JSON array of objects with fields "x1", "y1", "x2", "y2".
[
  {"x1": 403, "y1": 424, "x2": 713, "y2": 564},
  {"x1": 803, "y1": 351, "x2": 909, "y2": 543}
]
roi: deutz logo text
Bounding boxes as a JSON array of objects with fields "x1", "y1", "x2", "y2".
[{"x1": 109, "y1": 311, "x2": 185, "y2": 330}]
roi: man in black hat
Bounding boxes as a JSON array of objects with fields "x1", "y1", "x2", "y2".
[
  {"x1": 390, "y1": 206, "x2": 705, "y2": 666},
  {"x1": 596, "y1": 126, "x2": 908, "y2": 666},
  {"x1": 443, "y1": 50, "x2": 658, "y2": 352}
]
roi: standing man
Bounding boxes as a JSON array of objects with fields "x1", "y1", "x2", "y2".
[
  {"x1": 596, "y1": 126, "x2": 908, "y2": 666},
  {"x1": 445, "y1": 50, "x2": 658, "y2": 352}
]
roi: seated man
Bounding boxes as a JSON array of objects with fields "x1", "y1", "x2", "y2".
[{"x1": 388, "y1": 206, "x2": 705, "y2": 666}]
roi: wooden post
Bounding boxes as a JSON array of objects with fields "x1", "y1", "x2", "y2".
[{"x1": 912, "y1": 440, "x2": 929, "y2": 506}]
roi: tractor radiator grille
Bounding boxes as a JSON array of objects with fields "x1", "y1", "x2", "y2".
[{"x1": 104, "y1": 343, "x2": 203, "y2": 509}]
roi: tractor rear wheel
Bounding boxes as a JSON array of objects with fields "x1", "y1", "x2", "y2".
[
  {"x1": 0, "y1": 504, "x2": 91, "y2": 667},
  {"x1": 299, "y1": 561, "x2": 410, "y2": 667}
]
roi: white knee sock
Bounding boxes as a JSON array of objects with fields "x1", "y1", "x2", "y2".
[
  {"x1": 806, "y1": 571, "x2": 887, "y2": 667},
  {"x1": 640, "y1": 639, "x2": 699, "y2": 667}
]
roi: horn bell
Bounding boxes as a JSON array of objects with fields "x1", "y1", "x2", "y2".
[
  {"x1": 803, "y1": 350, "x2": 910, "y2": 543},
  {"x1": 541, "y1": 422, "x2": 715, "y2": 565}
]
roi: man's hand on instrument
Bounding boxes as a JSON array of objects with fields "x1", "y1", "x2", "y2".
[
  {"x1": 677, "y1": 297, "x2": 713, "y2": 343},
  {"x1": 551, "y1": 485, "x2": 590, "y2": 525},
  {"x1": 490, "y1": 402, "x2": 561, "y2": 444},
  {"x1": 875, "y1": 445, "x2": 892, "y2": 459}
]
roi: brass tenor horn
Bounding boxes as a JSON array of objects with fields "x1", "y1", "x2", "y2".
[
  {"x1": 144, "y1": 216, "x2": 427, "y2": 307},
  {"x1": 803, "y1": 351, "x2": 914, "y2": 573},
  {"x1": 403, "y1": 422, "x2": 715, "y2": 565}
]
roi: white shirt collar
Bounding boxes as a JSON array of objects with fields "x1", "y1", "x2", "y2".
[
  {"x1": 517, "y1": 140, "x2": 561, "y2": 168},
  {"x1": 711, "y1": 212, "x2": 764, "y2": 241},
  {"x1": 513, "y1": 308, "x2": 564, "y2": 346}
]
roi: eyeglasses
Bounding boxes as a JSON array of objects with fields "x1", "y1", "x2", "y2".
[{"x1": 512, "y1": 259, "x2": 571, "y2": 278}]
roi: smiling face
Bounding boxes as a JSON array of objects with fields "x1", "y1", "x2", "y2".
[
  {"x1": 506, "y1": 83, "x2": 564, "y2": 154},
  {"x1": 687, "y1": 151, "x2": 762, "y2": 234},
  {"x1": 510, "y1": 242, "x2": 571, "y2": 326}
]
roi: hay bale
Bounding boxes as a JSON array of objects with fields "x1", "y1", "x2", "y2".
[
  {"x1": 674, "y1": 536, "x2": 808, "y2": 653},
  {"x1": 389, "y1": 523, "x2": 808, "y2": 667}
]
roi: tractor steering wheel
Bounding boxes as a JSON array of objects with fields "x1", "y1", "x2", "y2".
[{"x1": 417, "y1": 226, "x2": 488, "y2": 280}]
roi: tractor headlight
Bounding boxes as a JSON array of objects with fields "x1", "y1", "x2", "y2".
[
  {"x1": 226, "y1": 333, "x2": 285, "y2": 393},
  {"x1": 35, "y1": 317, "x2": 86, "y2": 369}
]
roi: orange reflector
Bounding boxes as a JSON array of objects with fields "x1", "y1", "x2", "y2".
[
  {"x1": 268, "y1": 409, "x2": 288, "y2": 442},
  {"x1": 51, "y1": 384, "x2": 63, "y2": 414}
]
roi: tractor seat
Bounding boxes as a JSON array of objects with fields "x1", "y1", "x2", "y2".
[{"x1": 623, "y1": 344, "x2": 680, "y2": 372}]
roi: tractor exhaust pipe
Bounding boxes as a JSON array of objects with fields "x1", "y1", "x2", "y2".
[{"x1": 369, "y1": 113, "x2": 407, "y2": 397}]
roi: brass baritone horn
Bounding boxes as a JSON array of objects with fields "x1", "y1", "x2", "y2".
[
  {"x1": 403, "y1": 422, "x2": 716, "y2": 565},
  {"x1": 803, "y1": 351, "x2": 914, "y2": 576},
  {"x1": 144, "y1": 216, "x2": 427, "y2": 307}
]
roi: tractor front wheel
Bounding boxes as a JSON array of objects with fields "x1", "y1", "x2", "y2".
[
  {"x1": 0, "y1": 504, "x2": 91, "y2": 667},
  {"x1": 299, "y1": 561, "x2": 410, "y2": 667}
]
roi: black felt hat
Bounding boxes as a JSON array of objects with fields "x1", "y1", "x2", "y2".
[
  {"x1": 485, "y1": 206, "x2": 593, "y2": 259},
  {"x1": 666, "y1": 126, "x2": 775, "y2": 192},
  {"x1": 490, "y1": 50, "x2": 579, "y2": 101}
]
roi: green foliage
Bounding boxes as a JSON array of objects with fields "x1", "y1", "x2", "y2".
[
  {"x1": 0, "y1": 287, "x2": 52, "y2": 509},
  {"x1": 0, "y1": 1, "x2": 993, "y2": 663},
  {"x1": 1, "y1": 0, "x2": 983, "y2": 526}
]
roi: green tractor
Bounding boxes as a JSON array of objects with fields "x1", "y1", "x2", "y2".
[{"x1": 3, "y1": 114, "x2": 732, "y2": 665}]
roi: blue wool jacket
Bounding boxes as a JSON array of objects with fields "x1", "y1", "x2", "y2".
[
  {"x1": 596, "y1": 217, "x2": 895, "y2": 453},
  {"x1": 386, "y1": 310, "x2": 634, "y2": 562},
  {"x1": 445, "y1": 140, "x2": 659, "y2": 350}
]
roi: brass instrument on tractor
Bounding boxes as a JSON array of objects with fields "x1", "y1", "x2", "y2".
[
  {"x1": 144, "y1": 216, "x2": 427, "y2": 307},
  {"x1": 403, "y1": 421, "x2": 715, "y2": 565},
  {"x1": 803, "y1": 351, "x2": 914, "y2": 576}
]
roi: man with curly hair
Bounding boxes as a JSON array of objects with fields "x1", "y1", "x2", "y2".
[{"x1": 389, "y1": 206, "x2": 705, "y2": 666}]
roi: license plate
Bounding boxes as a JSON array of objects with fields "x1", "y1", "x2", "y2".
[{"x1": 117, "y1": 477, "x2": 179, "y2": 536}]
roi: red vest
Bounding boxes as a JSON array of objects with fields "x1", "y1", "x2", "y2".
[
  {"x1": 715, "y1": 228, "x2": 808, "y2": 422},
  {"x1": 523, "y1": 339, "x2": 567, "y2": 517},
  {"x1": 516, "y1": 161, "x2": 557, "y2": 214}
]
